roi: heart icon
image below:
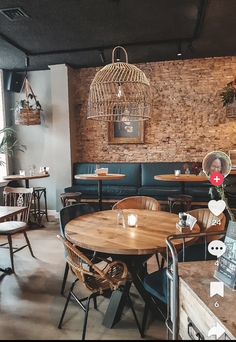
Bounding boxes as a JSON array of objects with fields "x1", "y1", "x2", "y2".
[{"x1": 208, "y1": 200, "x2": 226, "y2": 216}]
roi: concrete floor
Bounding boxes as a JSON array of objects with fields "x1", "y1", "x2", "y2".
[{"x1": 0, "y1": 217, "x2": 167, "y2": 340}]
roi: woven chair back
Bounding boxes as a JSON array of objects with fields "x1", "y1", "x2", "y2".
[
  {"x1": 112, "y1": 196, "x2": 161, "y2": 211},
  {"x1": 57, "y1": 235, "x2": 128, "y2": 293}
]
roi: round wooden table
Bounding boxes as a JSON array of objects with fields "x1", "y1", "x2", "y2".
[
  {"x1": 4, "y1": 173, "x2": 50, "y2": 188},
  {"x1": 65, "y1": 209, "x2": 200, "y2": 255},
  {"x1": 74, "y1": 173, "x2": 125, "y2": 210},
  {"x1": 65, "y1": 208, "x2": 199, "y2": 328},
  {"x1": 154, "y1": 174, "x2": 208, "y2": 194}
]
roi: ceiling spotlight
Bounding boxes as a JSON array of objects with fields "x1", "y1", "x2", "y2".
[{"x1": 177, "y1": 41, "x2": 182, "y2": 57}]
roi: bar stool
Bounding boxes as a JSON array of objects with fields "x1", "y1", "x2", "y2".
[
  {"x1": 60, "y1": 192, "x2": 82, "y2": 207},
  {"x1": 32, "y1": 187, "x2": 49, "y2": 226},
  {"x1": 168, "y1": 195, "x2": 192, "y2": 213}
]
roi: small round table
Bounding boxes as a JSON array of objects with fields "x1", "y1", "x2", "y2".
[
  {"x1": 65, "y1": 209, "x2": 200, "y2": 255},
  {"x1": 154, "y1": 174, "x2": 208, "y2": 194},
  {"x1": 65, "y1": 209, "x2": 199, "y2": 328},
  {"x1": 4, "y1": 173, "x2": 50, "y2": 188},
  {"x1": 74, "y1": 173, "x2": 125, "y2": 210}
]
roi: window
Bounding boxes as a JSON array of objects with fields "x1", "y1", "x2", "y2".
[{"x1": 0, "y1": 70, "x2": 7, "y2": 179}]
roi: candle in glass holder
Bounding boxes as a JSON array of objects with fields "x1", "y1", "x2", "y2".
[{"x1": 127, "y1": 213, "x2": 138, "y2": 227}]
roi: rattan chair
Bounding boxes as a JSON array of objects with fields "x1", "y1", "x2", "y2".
[
  {"x1": 112, "y1": 196, "x2": 161, "y2": 211},
  {"x1": 0, "y1": 187, "x2": 34, "y2": 273},
  {"x1": 57, "y1": 235, "x2": 142, "y2": 340},
  {"x1": 59, "y1": 203, "x2": 96, "y2": 295}
]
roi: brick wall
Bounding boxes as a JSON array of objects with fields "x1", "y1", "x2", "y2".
[{"x1": 69, "y1": 56, "x2": 236, "y2": 163}]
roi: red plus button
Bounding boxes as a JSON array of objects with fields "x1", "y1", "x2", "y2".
[{"x1": 210, "y1": 172, "x2": 224, "y2": 186}]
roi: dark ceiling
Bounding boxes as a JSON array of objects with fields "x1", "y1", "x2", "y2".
[{"x1": 0, "y1": 0, "x2": 235, "y2": 71}]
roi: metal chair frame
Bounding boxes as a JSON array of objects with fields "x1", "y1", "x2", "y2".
[
  {"x1": 57, "y1": 235, "x2": 142, "y2": 340},
  {"x1": 165, "y1": 229, "x2": 227, "y2": 340}
]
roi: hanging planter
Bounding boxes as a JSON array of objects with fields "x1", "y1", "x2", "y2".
[
  {"x1": 220, "y1": 78, "x2": 236, "y2": 106},
  {"x1": 15, "y1": 77, "x2": 42, "y2": 125}
]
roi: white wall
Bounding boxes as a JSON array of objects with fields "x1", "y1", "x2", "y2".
[
  {"x1": 49, "y1": 64, "x2": 72, "y2": 211},
  {"x1": 9, "y1": 65, "x2": 72, "y2": 211}
]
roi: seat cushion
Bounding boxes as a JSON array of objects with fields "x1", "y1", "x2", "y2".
[
  {"x1": 185, "y1": 186, "x2": 211, "y2": 201},
  {"x1": 101, "y1": 185, "x2": 138, "y2": 198},
  {"x1": 138, "y1": 186, "x2": 182, "y2": 200},
  {"x1": 0, "y1": 221, "x2": 27, "y2": 234},
  {"x1": 65, "y1": 185, "x2": 98, "y2": 198},
  {"x1": 178, "y1": 244, "x2": 216, "y2": 262},
  {"x1": 65, "y1": 185, "x2": 138, "y2": 199},
  {"x1": 141, "y1": 162, "x2": 184, "y2": 187},
  {"x1": 144, "y1": 268, "x2": 168, "y2": 304}
]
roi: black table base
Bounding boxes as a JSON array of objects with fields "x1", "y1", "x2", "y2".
[{"x1": 102, "y1": 254, "x2": 151, "y2": 329}]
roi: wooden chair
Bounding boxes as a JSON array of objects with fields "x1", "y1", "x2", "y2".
[
  {"x1": 187, "y1": 208, "x2": 226, "y2": 243},
  {"x1": 0, "y1": 187, "x2": 34, "y2": 273},
  {"x1": 112, "y1": 196, "x2": 161, "y2": 211},
  {"x1": 177, "y1": 208, "x2": 226, "y2": 263},
  {"x1": 57, "y1": 235, "x2": 142, "y2": 340},
  {"x1": 113, "y1": 196, "x2": 162, "y2": 269}
]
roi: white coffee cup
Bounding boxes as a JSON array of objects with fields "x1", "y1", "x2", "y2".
[{"x1": 19, "y1": 170, "x2": 25, "y2": 176}]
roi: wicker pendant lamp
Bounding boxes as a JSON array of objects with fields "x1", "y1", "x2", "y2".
[{"x1": 87, "y1": 46, "x2": 151, "y2": 122}]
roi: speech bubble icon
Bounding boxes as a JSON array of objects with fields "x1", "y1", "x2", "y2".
[{"x1": 208, "y1": 240, "x2": 226, "y2": 258}]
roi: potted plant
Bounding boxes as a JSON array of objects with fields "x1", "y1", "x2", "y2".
[
  {"x1": 220, "y1": 78, "x2": 236, "y2": 107},
  {"x1": 14, "y1": 78, "x2": 42, "y2": 126},
  {"x1": 0, "y1": 127, "x2": 26, "y2": 165}
]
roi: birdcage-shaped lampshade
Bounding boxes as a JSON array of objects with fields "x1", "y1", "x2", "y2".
[{"x1": 87, "y1": 46, "x2": 151, "y2": 122}]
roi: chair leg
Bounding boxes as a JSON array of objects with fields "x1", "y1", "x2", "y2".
[
  {"x1": 141, "y1": 302, "x2": 149, "y2": 337},
  {"x1": 61, "y1": 262, "x2": 69, "y2": 296},
  {"x1": 7, "y1": 234, "x2": 14, "y2": 273},
  {"x1": 156, "y1": 253, "x2": 161, "y2": 269},
  {"x1": 23, "y1": 231, "x2": 35, "y2": 257},
  {"x1": 44, "y1": 190, "x2": 49, "y2": 221},
  {"x1": 160, "y1": 255, "x2": 165, "y2": 269},
  {"x1": 82, "y1": 296, "x2": 91, "y2": 340},
  {"x1": 58, "y1": 280, "x2": 77, "y2": 329},
  {"x1": 93, "y1": 296, "x2": 97, "y2": 310},
  {"x1": 127, "y1": 294, "x2": 143, "y2": 337}
]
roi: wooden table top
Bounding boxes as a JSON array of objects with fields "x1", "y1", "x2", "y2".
[
  {"x1": 4, "y1": 173, "x2": 50, "y2": 181},
  {"x1": 0, "y1": 206, "x2": 27, "y2": 222},
  {"x1": 74, "y1": 173, "x2": 126, "y2": 181},
  {"x1": 230, "y1": 169, "x2": 236, "y2": 175},
  {"x1": 65, "y1": 209, "x2": 200, "y2": 255},
  {"x1": 154, "y1": 174, "x2": 208, "y2": 182}
]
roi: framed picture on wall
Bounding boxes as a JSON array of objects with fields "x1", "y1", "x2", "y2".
[{"x1": 108, "y1": 120, "x2": 144, "y2": 144}]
